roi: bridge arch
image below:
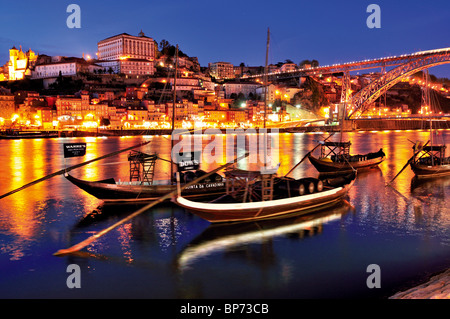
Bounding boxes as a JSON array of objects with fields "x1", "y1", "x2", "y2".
[{"x1": 347, "y1": 53, "x2": 450, "y2": 119}]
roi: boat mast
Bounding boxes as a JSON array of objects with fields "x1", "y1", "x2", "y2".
[
  {"x1": 171, "y1": 44, "x2": 179, "y2": 182},
  {"x1": 172, "y1": 44, "x2": 178, "y2": 132},
  {"x1": 263, "y1": 28, "x2": 270, "y2": 170},
  {"x1": 424, "y1": 68, "x2": 434, "y2": 165},
  {"x1": 264, "y1": 27, "x2": 270, "y2": 129}
]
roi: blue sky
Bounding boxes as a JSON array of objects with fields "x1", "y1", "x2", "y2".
[{"x1": 1, "y1": 0, "x2": 449, "y2": 77}]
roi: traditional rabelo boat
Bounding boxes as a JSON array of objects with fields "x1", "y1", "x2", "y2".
[
  {"x1": 172, "y1": 165, "x2": 356, "y2": 223},
  {"x1": 307, "y1": 141, "x2": 385, "y2": 176},
  {"x1": 65, "y1": 45, "x2": 226, "y2": 203},
  {"x1": 0, "y1": 129, "x2": 59, "y2": 139},
  {"x1": 410, "y1": 144, "x2": 450, "y2": 179},
  {"x1": 65, "y1": 150, "x2": 226, "y2": 203},
  {"x1": 409, "y1": 70, "x2": 449, "y2": 180}
]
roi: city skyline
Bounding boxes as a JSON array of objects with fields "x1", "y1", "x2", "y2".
[{"x1": 1, "y1": 0, "x2": 449, "y2": 77}]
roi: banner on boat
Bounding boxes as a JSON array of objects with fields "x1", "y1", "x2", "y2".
[
  {"x1": 173, "y1": 151, "x2": 201, "y2": 171},
  {"x1": 64, "y1": 143, "x2": 87, "y2": 158}
]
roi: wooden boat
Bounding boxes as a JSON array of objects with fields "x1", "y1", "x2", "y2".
[
  {"x1": 65, "y1": 151, "x2": 226, "y2": 203},
  {"x1": 0, "y1": 129, "x2": 58, "y2": 139},
  {"x1": 308, "y1": 141, "x2": 385, "y2": 175},
  {"x1": 65, "y1": 174, "x2": 226, "y2": 203},
  {"x1": 172, "y1": 166, "x2": 356, "y2": 223},
  {"x1": 409, "y1": 70, "x2": 449, "y2": 180},
  {"x1": 410, "y1": 144, "x2": 450, "y2": 179}
]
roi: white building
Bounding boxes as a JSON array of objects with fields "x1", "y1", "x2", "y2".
[
  {"x1": 32, "y1": 58, "x2": 102, "y2": 79},
  {"x1": 97, "y1": 31, "x2": 155, "y2": 75},
  {"x1": 208, "y1": 62, "x2": 235, "y2": 80},
  {"x1": 98, "y1": 31, "x2": 155, "y2": 61},
  {"x1": 223, "y1": 81, "x2": 260, "y2": 98},
  {"x1": 33, "y1": 62, "x2": 78, "y2": 78}
]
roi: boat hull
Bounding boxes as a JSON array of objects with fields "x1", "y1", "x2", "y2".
[
  {"x1": 65, "y1": 174, "x2": 226, "y2": 203},
  {"x1": 308, "y1": 154, "x2": 385, "y2": 175},
  {"x1": 173, "y1": 175, "x2": 356, "y2": 223},
  {"x1": 410, "y1": 162, "x2": 450, "y2": 179}
]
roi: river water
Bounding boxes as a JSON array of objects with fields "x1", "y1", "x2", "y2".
[{"x1": 0, "y1": 130, "x2": 449, "y2": 299}]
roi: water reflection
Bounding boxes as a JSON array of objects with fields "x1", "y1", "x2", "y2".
[
  {"x1": 410, "y1": 176, "x2": 450, "y2": 240},
  {"x1": 0, "y1": 131, "x2": 449, "y2": 298}
]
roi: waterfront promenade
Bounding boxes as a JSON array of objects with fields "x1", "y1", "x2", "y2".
[{"x1": 2, "y1": 117, "x2": 449, "y2": 139}]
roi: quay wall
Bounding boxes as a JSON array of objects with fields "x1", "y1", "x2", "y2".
[
  {"x1": 350, "y1": 118, "x2": 449, "y2": 131},
  {"x1": 3, "y1": 119, "x2": 449, "y2": 138}
]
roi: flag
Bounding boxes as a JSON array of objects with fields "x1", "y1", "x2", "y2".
[{"x1": 64, "y1": 143, "x2": 87, "y2": 158}]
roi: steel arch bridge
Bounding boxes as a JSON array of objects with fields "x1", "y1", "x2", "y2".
[
  {"x1": 243, "y1": 47, "x2": 450, "y2": 119},
  {"x1": 347, "y1": 48, "x2": 450, "y2": 119}
]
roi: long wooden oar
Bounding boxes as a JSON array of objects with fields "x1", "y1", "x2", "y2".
[
  {"x1": 0, "y1": 140, "x2": 153, "y2": 200},
  {"x1": 284, "y1": 132, "x2": 335, "y2": 177},
  {"x1": 0, "y1": 140, "x2": 152, "y2": 200},
  {"x1": 53, "y1": 152, "x2": 249, "y2": 256},
  {"x1": 387, "y1": 140, "x2": 429, "y2": 186}
]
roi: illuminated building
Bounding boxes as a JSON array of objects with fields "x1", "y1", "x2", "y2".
[
  {"x1": 55, "y1": 92, "x2": 90, "y2": 119},
  {"x1": 208, "y1": 62, "x2": 235, "y2": 80},
  {"x1": 223, "y1": 81, "x2": 260, "y2": 98},
  {"x1": 32, "y1": 56, "x2": 102, "y2": 79},
  {"x1": 0, "y1": 88, "x2": 15, "y2": 121},
  {"x1": 7, "y1": 46, "x2": 37, "y2": 80},
  {"x1": 97, "y1": 31, "x2": 155, "y2": 75},
  {"x1": 278, "y1": 63, "x2": 298, "y2": 73}
]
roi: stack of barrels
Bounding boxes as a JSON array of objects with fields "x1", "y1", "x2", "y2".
[
  {"x1": 175, "y1": 170, "x2": 223, "y2": 184},
  {"x1": 276, "y1": 177, "x2": 323, "y2": 196}
]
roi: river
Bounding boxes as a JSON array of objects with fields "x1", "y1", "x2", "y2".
[{"x1": 0, "y1": 130, "x2": 449, "y2": 299}]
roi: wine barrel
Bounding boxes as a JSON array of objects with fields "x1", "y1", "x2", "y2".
[
  {"x1": 301, "y1": 177, "x2": 324, "y2": 192},
  {"x1": 183, "y1": 171, "x2": 196, "y2": 183},
  {"x1": 276, "y1": 180, "x2": 307, "y2": 196},
  {"x1": 297, "y1": 177, "x2": 324, "y2": 193},
  {"x1": 194, "y1": 170, "x2": 210, "y2": 182},
  {"x1": 209, "y1": 172, "x2": 223, "y2": 182}
]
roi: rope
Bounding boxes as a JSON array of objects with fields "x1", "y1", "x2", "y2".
[{"x1": 0, "y1": 140, "x2": 152, "y2": 200}]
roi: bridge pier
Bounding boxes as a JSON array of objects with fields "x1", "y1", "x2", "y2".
[{"x1": 341, "y1": 118, "x2": 356, "y2": 131}]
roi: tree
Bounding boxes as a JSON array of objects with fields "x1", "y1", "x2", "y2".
[
  {"x1": 100, "y1": 118, "x2": 111, "y2": 126},
  {"x1": 299, "y1": 60, "x2": 311, "y2": 67},
  {"x1": 239, "y1": 62, "x2": 245, "y2": 76},
  {"x1": 159, "y1": 39, "x2": 170, "y2": 52},
  {"x1": 299, "y1": 59, "x2": 319, "y2": 68}
]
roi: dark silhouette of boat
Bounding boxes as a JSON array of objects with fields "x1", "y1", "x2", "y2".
[{"x1": 308, "y1": 141, "x2": 385, "y2": 175}]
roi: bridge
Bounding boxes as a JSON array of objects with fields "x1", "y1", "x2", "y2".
[{"x1": 243, "y1": 47, "x2": 450, "y2": 119}]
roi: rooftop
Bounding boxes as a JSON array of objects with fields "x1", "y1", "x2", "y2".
[{"x1": 98, "y1": 32, "x2": 153, "y2": 43}]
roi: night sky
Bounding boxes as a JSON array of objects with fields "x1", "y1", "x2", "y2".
[{"x1": 1, "y1": 0, "x2": 449, "y2": 77}]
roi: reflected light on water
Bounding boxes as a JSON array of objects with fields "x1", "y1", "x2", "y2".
[
  {"x1": 0, "y1": 130, "x2": 448, "y2": 299},
  {"x1": 117, "y1": 223, "x2": 134, "y2": 263},
  {"x1": 176, "y1": 210, "x2": 346, "y2": 271}
]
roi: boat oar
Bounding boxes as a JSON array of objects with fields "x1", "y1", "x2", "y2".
[
  {"x1": 0, "y1": 140, "x2": 153, "y2": 200},
  {"x1": 284, "y1": 132, "x2": 335, "y2": 177},
  {"x1": 53, "y1": 152, "x2": 249, "y2": 256},
  {"x1": 387, "y1": 140, "x2": 429, "y2": 186}
]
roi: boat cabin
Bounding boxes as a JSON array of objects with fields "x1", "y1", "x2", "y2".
[
  {"x1": 319, "y1": 141, "x2": 351, "y2": 162},
  {"x1": 224, "y1": 167, "x2": 276, "y2": 202},
  {"x1": 128, "y1": 151, "x2": 157, "y2": 184},
  {"x1": 414, "y1": 145, "x2": 449, "y2": 166}
]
